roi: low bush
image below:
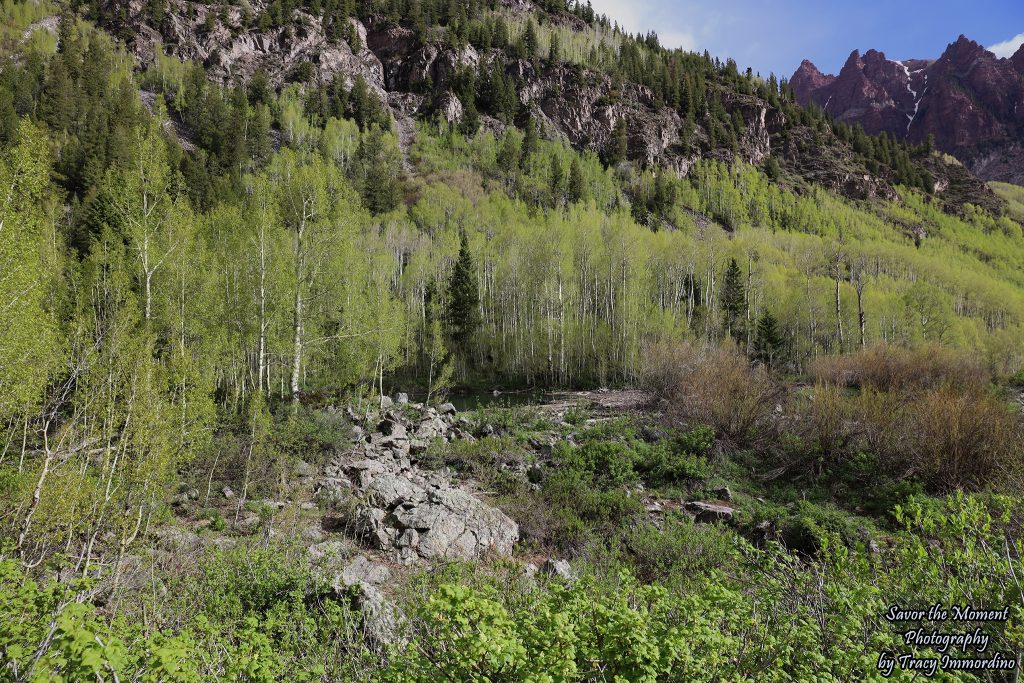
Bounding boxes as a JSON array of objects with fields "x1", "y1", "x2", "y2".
[
  {"x1": 812, "y1": 343, "x2": 987, "y2": 393},
  {"x1": 632, "y1": 427, "x2": 715, "y2": 487},
  {"x1": 4, "y1": 494, "x2": 1023, "y2": 681},
  {"x1": 627, "y1": 514, "x2": 741, "y2": 584},
  {"x1": 903, "y1": 385, "x2": 1022, "y2": 492},
  {"x1": 780, "y1": 500, "x2": 870, "y2": 554},
  {"x1": 643, "y1": 341, "x2": 780, "y2": 445},
  {"x1": 795, "y1": 345, "x2": 1023, "y2": 495}
]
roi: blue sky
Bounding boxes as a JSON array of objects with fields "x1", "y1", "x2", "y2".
[{"x1": 587, "y1": 0, "x2": 1024, "y2": 79}]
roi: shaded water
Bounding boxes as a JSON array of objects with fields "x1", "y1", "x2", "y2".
[{"x1": 448, "y1": 389, "x2": 558, "y2": 412}]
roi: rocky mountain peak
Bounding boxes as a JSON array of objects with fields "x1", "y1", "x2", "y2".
[
  {"x1": 1011, "y1": 43, "x2": 1024, "y2": 73},
  {"x1": 792, "y1": 33, "x2": 1024, "y2": 186},
  {"x1": 790, "y1": 59, "x2": 834, "y2": 96},
  {"x1": 840, "y1": 49, "x2": 863, "y2": 72},
  {"x1": 861, "y1": 48, "x2": 888, "y2": 65},
  {"x1": 937, "y1": 34, "x2": 990, "y2": 69}
]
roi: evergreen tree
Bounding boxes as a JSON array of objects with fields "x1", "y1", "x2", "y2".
[
  {"x1": 521, "y1": 114, "x2": 539, "y2": 168},
  {"x1": 720, "y1": 257, "x2": 746, "y2": 340},
  {"x1": 523, "y1": 19, "x2": 539, "y2": 59},
  {"x1": 753, "y1": 311, "x2": 783, "y2": 367},
  {"x1": 353, "y1": 123, "x2": 402, "y2": 214},
  {"x1": 497, "y1": 129, "x2": 521, "y2": 175},
  {"x1": 548, "y1": 31, "x2": 561, "y2": 62},
  {"x1": 549, "y1": 153, "x2": 565, "y2": 206},
  {"x1": 446, "y1": 229, "x2": 481, "y2": 355},
  {"x1": 608, "y1": 117, "x2": 628, "y2": 165},
  {"x1": 567, "y1": 157, "x2": 586, "y2": 203}
]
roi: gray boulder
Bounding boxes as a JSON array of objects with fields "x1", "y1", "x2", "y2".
[
  {"x1": 340, "y1": 555, "x2": 392, "y2": 587},
  {"x1": 390, "y1": 487, "x2": 518, "y2": 560},
  {"x1": 542, "y1": 558, "x2": 576, "y2": 582},
  {"x1": 308, "y1": 540, "x2": 348, "y2": 563},
  {"x1": 686, "y1": 501, "x2": 735, "y2": 524},
  {"x1": 314, "y1": 401, "x2": 519, "y2": 563},
  {"x1": 335, "y1": 556, "x2": 403, "y2": 648},
  {"x1": 352, "y1": 582, "x2": 403, "y2": 647}
]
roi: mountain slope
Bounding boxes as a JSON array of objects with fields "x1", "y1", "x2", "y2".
[
  {"x1": 91, "y1": 0, "x2": 1001, "y2": 213},
  {"x1": 792, "y1": 36, "x2": 1024, "y2": 186}
]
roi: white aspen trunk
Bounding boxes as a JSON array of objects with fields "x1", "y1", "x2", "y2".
[
  {"x1": 558, "y1": 263, "x2": 565, "y2": 384},
  {"x1": 257, "y1": 221, "x2": 268, "y2": 394},
  {"x1": 290, "y1": 220, "x2": 305, "y2": 404},
  {"x1": 835, "y1": 275, "x2": 844, "y2": 351}
]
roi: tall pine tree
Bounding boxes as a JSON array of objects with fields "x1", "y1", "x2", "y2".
[
  {"x1": 446, "y1": 229, "x2": 481, "y2": 357},
  {"x1": 753, "y1": 311, "x2": 783, "y2": 368},
  {"x1": 720, "y1": 257, "x2": 746, "y2": 340}
]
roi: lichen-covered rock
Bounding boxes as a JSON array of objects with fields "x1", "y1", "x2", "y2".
[
  {"x1": 390, "y1": 487, "x2": 518, "y2": 560},
  {"x1": 315, "y1": 402, "x2": 519, "y2": 563},
  {"x1": 686, "y1": 501, "x2": 735, "y2": 524},
  {"x1": 542, "y1": 558, "x2": 576, "y2": 582},
  {"x1": 340, "y1": 555, "x2": 391, "y2": 587}
]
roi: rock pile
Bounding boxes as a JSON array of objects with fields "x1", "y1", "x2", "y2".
[{"x1": 316, "y1": 398, "x2": 519, "y2": 564}]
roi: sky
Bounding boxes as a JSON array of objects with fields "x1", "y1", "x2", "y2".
[{"x1": 586, "y1": 0, "x2": 1024, "y2": 79}]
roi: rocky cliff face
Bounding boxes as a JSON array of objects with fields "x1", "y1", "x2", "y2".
[
  {"x1": 792, "y1": 36, "x2": 1024, "y2": 185},
  {"x1": 102, "y1": 0, "x2": 827, "y2": 175},
  {"x1": 1013, "y1": 44, "x2": 1024, "y2": 74},
  {"x1": 98, "y1": 0, "x2": 997, "y2": 208}
]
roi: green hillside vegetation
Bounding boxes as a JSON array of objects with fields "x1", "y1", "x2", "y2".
[
  {"x1": 1, "y1": 3, "x2": 1023, "y2": 681},
  {"x1": 992, "y1": 180, "x2": 1024, "y2": 224}
]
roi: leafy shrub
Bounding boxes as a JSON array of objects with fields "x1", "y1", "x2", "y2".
[
  {"x1": 903, "y1": 385, "x2": 1022, "y2": 492},
  {"x1": 632, "y1": 429, "x2": 714, "y2": 487},
  {"x1": 780, "y1": 500, "x2": 869, "y2": 554},
  {"x1": 813, "y1": 343, "x2": 987, "y2": 393},
  {"x1": 673, "y1": 424, "x2": 716, "y2": 455},
  {"x1": 271, "y1": 407, "x2": 351, "y2": 460},
  {"x1": 199, "y1": 509, "x2": 228, "y2": 532},
  {"x1": 627, "y1": 515, "x2": 740, "y2": 584},
  {"x1": 644, "y1": 342, "x2": 780, "y2": 445},
  {"x1": 573, "y1": 415, "x2": 636, "y2": 442},
  {"x1": 532, "y1": 455, "x2": 644, "y2": 552},
  {"x1": 0, "y1": 556, "x2": 285, "y2": 682},
  {"x1": 419, "y1": 435, "x2": 531, "y2": 496},
  {"x1": 471, "y1": 403, "x2": 555, "y2": 436},
  {"x1": 555, "y1": 440, "x2": 638, "y2": 488}
]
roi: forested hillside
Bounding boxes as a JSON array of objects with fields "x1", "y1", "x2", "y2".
[{"x1": 2, "y1": 0, "x2": 1024, "y2": 680}]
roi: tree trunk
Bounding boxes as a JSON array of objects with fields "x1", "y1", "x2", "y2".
[
  {"x1": 291, "y1": 286, "x2": 303, "y2": 403},
  {"x1": 835, "y1": 275, "x2": 844, "y2": 351},
  {"x1": 257, "y1": 224, "x2": 268, "y2": 394}
]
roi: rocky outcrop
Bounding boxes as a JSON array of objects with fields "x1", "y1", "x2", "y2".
[
  {"x1": 115, "y1": 0, "x2": 389, "y2": 98},
  {"x1": 790, "y1": 60, "x2": 834, "y2": 98},
  {"x1": 89, "y1": 0, "x2": 1000, "y2": 210},
  {"x1": 317, "y1": 399, "x2": 519, "y2": 564},
  {"x1": 1013, "y1": 44, "x2": 1024, "y2": 74},
  {"x1": 792, "y1": 36, "x2": 1024, "y2": 185},
  {"x1": 102, "y1": 0, "x2": 778, "y2": 174}
]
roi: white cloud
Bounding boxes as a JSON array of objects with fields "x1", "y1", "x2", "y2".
[
  {"x1": 988, "y1": 32, "x2": 1024, "y2": 58},
  {"x1": 659, "y1": 29, "x2": 698, "y2": 52},
  {"x1": 587, "y1": 0, "x2": 648, "y2": 33},
  {"x1": 586, "y1": 0, "x2": 700, "y2": 52}
]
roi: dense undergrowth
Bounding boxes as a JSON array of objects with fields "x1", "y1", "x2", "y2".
[
  {"x1": 4, "y1": 345, "x2": 1024, "y2": 680},
  {"x1": 2, "y1": 2, "x2": 1024, "y2": 680}
]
